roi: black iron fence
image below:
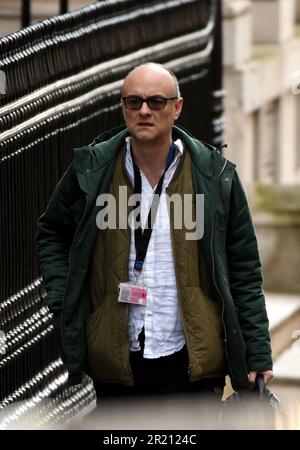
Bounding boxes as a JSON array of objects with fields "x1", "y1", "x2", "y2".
[{"x1": 0, "y1": 0, "x2": 223, "y2": 427}]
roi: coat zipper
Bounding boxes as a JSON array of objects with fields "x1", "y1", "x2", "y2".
[
  {"x1": 210, "y1": 159, "x2": 231, "y2": 370},
  {"x1": 165, "y1": 185, "x2": 193, "y2": 378}
]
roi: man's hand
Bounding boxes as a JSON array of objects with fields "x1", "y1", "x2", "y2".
[{"x1": 249, "y1": 370, "x2": 274, "y2": 385}]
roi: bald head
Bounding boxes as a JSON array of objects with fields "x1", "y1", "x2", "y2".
[
  {"x1": 121, "y1": 62, "x2": 183, "y2": 147},
  {"x1": 122, "y1": 63, "x2": 180, "y2": 98}
]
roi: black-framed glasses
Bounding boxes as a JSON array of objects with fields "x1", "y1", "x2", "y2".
[{"x1": 122, "y1": 95, "x2": 178, "y2": 110}]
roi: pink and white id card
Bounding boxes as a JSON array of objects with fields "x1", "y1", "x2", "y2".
[{"x1": 118, "y1": 282, "x2": 147, "y2": 305}]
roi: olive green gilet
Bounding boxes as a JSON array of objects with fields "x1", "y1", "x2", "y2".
[{"x1": 87, "y1": 147, "x2": 225, "y2": 385}]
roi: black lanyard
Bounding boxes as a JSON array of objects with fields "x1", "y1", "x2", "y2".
[{"x1": 131, "y1": 142, "x2": 176, "y2": 272}]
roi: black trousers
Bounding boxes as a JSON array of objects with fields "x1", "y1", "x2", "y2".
[{"x1": 94, "y1": 345, "x2": 225, "y2": 398}]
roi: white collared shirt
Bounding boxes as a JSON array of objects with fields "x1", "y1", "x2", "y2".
[{"x1": 125, "y1": 137, "x2": 186, "y2": 358}]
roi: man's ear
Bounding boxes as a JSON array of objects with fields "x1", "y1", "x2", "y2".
[{"x1": 174, "y1": 97, "x2": 183, "y2": 120}]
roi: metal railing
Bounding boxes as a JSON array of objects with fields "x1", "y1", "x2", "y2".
[
  {"x1": 21, "y1": 0, "x2": 69, "y2": 28},
  {"x1": 0, "y1": 0, "x2": 223, "y2": 427}
]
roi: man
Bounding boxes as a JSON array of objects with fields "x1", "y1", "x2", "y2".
[{"x1": 36, "y1": 63, "x2": 273, "y2": 398}]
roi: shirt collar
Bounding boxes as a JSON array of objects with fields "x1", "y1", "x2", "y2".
[{"x1": 125, "y1": 136, "x2": 184, "y2": 155}]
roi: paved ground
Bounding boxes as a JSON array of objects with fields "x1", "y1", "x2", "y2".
[
  {"x1": 68, "y1": 392, "x2": 277, "y2": 430},
  {"x1": 2, "y1": 291, "x2": 300, "y2": 430}
]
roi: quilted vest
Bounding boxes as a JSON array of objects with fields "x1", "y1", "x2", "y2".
[{"x1": 87, "y1": 147, "x2": 225, "y2": 385}]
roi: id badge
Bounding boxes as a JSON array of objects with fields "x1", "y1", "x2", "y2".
[{"x1": 118, "y1": 282, "x2": 147, "y2": 305}]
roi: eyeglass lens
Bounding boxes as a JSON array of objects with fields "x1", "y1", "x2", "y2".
[{"x1": 123, "y1": 96, "x2": 170, "y2": 110}]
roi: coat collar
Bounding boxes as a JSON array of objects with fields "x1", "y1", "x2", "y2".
[{"x1": 73, "y1": 124, "x2": 232, "y2": 192}]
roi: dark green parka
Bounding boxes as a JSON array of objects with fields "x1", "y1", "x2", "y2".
[{"x1": 36, "y1": 125, "x2": 272, "y2": 391}]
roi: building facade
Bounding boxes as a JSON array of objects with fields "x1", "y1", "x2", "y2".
[
  {"x1": 223, "y1": 0, "x2": 300, "y2": 185},
  {"x1": 223, "y1": 0, "x2": 300, "y2": 292}
]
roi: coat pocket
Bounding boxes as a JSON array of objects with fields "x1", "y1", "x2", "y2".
[
  {"x1": 85, "y1": 298, "x2": 131, "y2": 384},
  {"x1": 182, "y1": 287, "x2": 226, "y2": 378}
]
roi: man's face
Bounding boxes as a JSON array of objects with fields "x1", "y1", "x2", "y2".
[{"x1": 121, "y1": 66, "x2": 183, "y2": 144}]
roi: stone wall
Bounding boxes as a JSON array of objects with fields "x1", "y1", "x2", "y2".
[
  {"x1": 253, "y1": 185, "x2": 300, "y2": 293},
  {"x1": 223, "y1": 0, "x2": 300, "y2": 185},
  {"x1": 223, "y1": 0, "x2": 300, "y2": 293}
]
